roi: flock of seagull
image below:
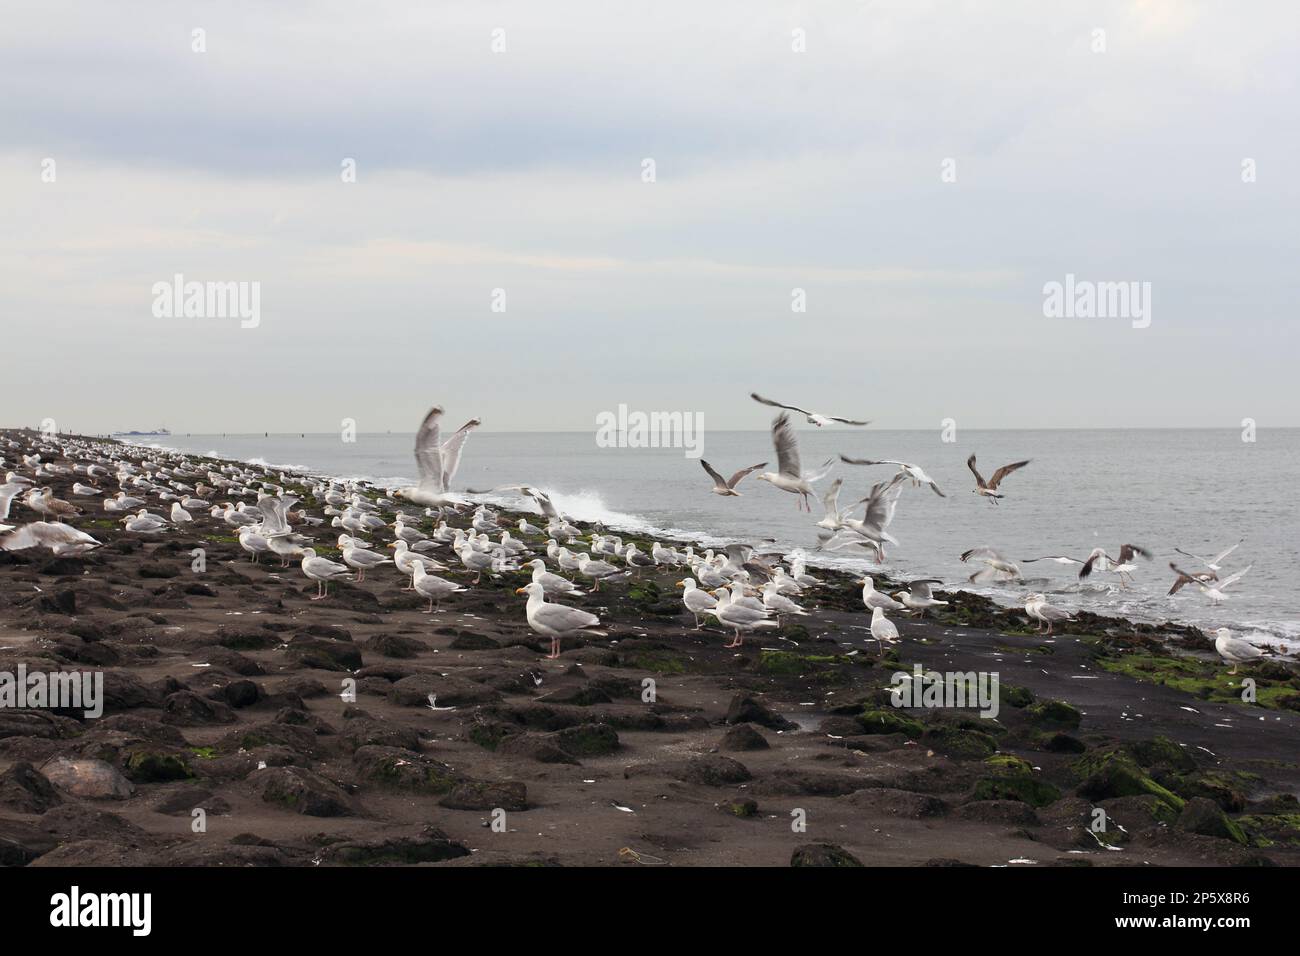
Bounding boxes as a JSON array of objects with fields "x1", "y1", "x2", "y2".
[{"x1": 0, "y1": 395, "x2": 1280, "y2": 673}]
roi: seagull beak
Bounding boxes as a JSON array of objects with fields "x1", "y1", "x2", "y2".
[
  {"x1": 676, "y1": 581, "x2": 684, "y2": 588},
  {"x1": 386, "y1": 542, "x2": 397, "y2": 548},
  {"x1": 514, "y1": 587, "x2": 526, "y2": 595}
]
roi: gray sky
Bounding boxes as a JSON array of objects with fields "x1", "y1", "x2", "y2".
[{"x1": 3, "y1": 1, "x2": 1297, "y2": 433}]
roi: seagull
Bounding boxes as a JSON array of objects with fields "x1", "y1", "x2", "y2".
[
  {"x1": 0, "y1": 483, "x2": 25, "y2": 521},
  {"x1": 1167, "y1": 565, "x2": 1218, "y2": 596},
  {"x1": 869, "y1": 606, "x2": 899, "y2": 654},
  {"x1": 960, "y1": 546, "x2": 1023, "y2": 584},
  {"x1": 394, "y1": 406, "x2": 481, "y2": 508},
  {"x1": 830, "y1": 473, "x2": 907, "y2": 560},
  {"x1": 412, "y1": 560, "x2": 466, "y2": 612},
  {"x1": 840, "y1": 456, "x2": 945, "y2": 497},
  {"x1": 754, "y1": 413, "x2": 835, "y2": 511},
  {"x1": 894, "y1": 579, "x2": 948, "y2": 616},
  {"x1": 760, "y1": 581, "x2": 809, "y2": 624},
  {"x1": 859, "y1": 576, "x2": 904, "y2": 611},
  {"x1": 814, "y1": 478, "x2": 852, "y2": 542},
  {"x1": 699, "y1": 459, "x2": 767, "y2": 497},
  {"x1": 25, "y1": 487, "x2": 80, "y2": 523},
  {"x1": 237, "y1": 525, "x2": 272, "y2": 562},
  {"x1": 525, "y1": 558, "x2": 584, "y2": 598},
  {"x1": 1212, "y1": 627, "x2": 1268, "y2": 675},
  {"x1": 300, "y1": 547, "x2": 352, "y2": 600},
  {"x1": 1169, "y1": 562, "x2": 1252, "y2": 605},
  {"x1": 750, "y1": 392, "x2": 869, "y2": 427},
  {"x1": 341, "y1": 543, "x2": 387, "y2": 582},
  {"x1": 676, "y1": 577, "x2": 718, "y2": 628},
  {"x1": 1175, "y1": 539, "x2": 1245, "y2": 573},
  {"x1": 576, "y1": 552, "x2": 623, "y2": 591},
  {"x1": 1079, "y1": 544, "x2": 1151, "y2": 587},
  {"x1": 1025, "y1": 593, "x2": 1073, "y2": 635},
  {"x1": 966, "y1": 455, "x2": 1030, "y2": 504},
  {"x1": 707, "y1": 588, "x2": 777, "y2": 649},
  {"x1": 0, "y1": 521, "x2": 100, "y2": 556},
  {"x1": 170, "y1": 502, "x2": 193, "y2": 524},
  {"x1": 121, "y1": 510, "x2": 168, "y2": 534},
  {"x1": 515, "y1": 582, "x2": 606, "y2": 660}
]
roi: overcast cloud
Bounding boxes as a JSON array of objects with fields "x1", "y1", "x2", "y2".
[{"x1": 2, "y1": 0, "x2": 1297, "y2": 433}]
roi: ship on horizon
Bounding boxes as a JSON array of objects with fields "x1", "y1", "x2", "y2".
[{"x1": 111, "y1": 427, "x2": 171, "y2": 437}]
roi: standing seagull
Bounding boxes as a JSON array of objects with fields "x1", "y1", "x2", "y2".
[
  {"x1": 754, "y1": 413, "x2": 834, "y2": 511},
  {"x1": 840, "y1": 457, "x2": 945, "y2": 497},
  {"x1": 394, "y1": 406, "x2": 481, "y2": 508},
  {"x1": 1025, "y1": 594, "x2": 1073, "y2": 635},
  {"x1": 515, "y1": 582, "x2": 606, "y2": 660},
  {"x1": 750, "y1": 392, "x2": 869, "y2": 427},
  {"x1": 1212, "y1": 627, "x2": 1268, "y2": 675},
  {"x1": 869, "y1": 606, "x2": 900, "y2": 653},
  {"x1": 699, "y1": 459, "x2": 767, "y2": 497},
  {"x1": 894, "y1": 580, "x2": 949, "y2": 617},
  {"x1": 966, "y1": 455, "x2": 1031, "y2": 504},
  {"x1": 300, "y1": 548, "x2": 352, "y2": 600}
]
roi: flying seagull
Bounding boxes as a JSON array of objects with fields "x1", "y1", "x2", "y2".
[
  {"x1": 840, "y1": 456, "x2": 945, "y2": 497},
  {"x1": 1174, "y1": 539, "x2": 1245, "y2": 573},
  {"x1": 699, "y1": 459, "x2": 768, "y2": 497},
  {"x1": 1169, "y1": 562, "x2": 1252, "y2": 605},
  {"x1": 394, "y1": 406, "x2": 481, "y2": 508},
  {"x1": 960, "y1": 546, "x2": 1023, "y2": 584},
  {"x1": 966, "y1": 455, "x2": 1030, "y2": 504},
  {"x1": 750, "y1": 392, "x2": 869, "y2": 427},
  {"x1": 755, "y1": 413, "x2": 834, "y2": 511},
  {"x1": 1079, "y1": 544, "x2": 1151, "y2": 587}
]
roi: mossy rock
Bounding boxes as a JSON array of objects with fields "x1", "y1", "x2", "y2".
[
  {"x1": 922, "y1": 725, "x2": 998, "y2": 760},
  {"x1": 468, "y1": 722, "x2": 514, "y2": 752},
  {"x1": 554, "y1": 723, "x2": 620, "y2": 757},
  {"x1": 856, "y1": 708, "x2": 924, "y2": 739},
  {"x1": 1177, "y1": 797, "x2": 1248, "y2": 845},
  {"x1": 124, "y1": 750, "x2": 193, "y2": 783},
  {"x1": 1073, "y1": 748, "x2": 1185, "y2": 816},
  {"x1": 1000, "y1": 684, "x2": 1035, "y2": 709},
  {"x1": 724, "y1": 799, "x2": 759, "y2": 818},
  {"x1": 1025, "y1": 700, "x2": 1081, "y2": 730},
  {"x1": 1125, "y1": 736, "x2": 1196, "y2": 772},
  {"x1": 1162, "y1": 770, "x2": 1258, "y2": 812},
  {"x1": 970, "y1": 755, "x2": 1060, "y2": 808},
  {"x1": 1236, "y1": 813, "x2": 1300, "y2": 848}
]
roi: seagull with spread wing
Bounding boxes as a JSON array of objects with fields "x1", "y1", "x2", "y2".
[
  {"x1": 966, "y1": 454, "x2": 1030, "y2": 504},
  {"x1": 750, "y1": 392, "x2": 869, "y2": 427},
  {"x1": 754, "y1": 413, "x2": 834, "y2": 511},
  {"x1": 1175, "y1": 539, "x2": 1245, "y2": 573},
  {"x1": 394, "y1": 406, "x2": 481, "y2": 509},
  {"x1": 1169, "y1": 562, "x2": 1252, "y2": 605},
  {"x1": 840, "y1": 456, "x2": 945, "y2": 497},
  {"x1": 699, "y1": 459, "x2": 767, "y2": 497},
  {"x1": 1079, "y1": 544, "x2": 1151, "y2": 587}
]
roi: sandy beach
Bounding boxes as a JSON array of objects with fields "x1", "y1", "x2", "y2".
[{"x1": 0, "y1": 428, "x2": 1296, "y2": 869}]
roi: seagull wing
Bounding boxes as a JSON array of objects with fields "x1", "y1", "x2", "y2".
[
  {"x1": 820, "y1": 477, "x2": 843, "y2": 516},
  {"x1": 826, "y1": 415, "x2": 871, "y2": 426},
  {"x1": 1212, "y1": 539, "x2": 1244, "y2": 565},
  {"x1": 1219, "y1": 564, "x2": 1253, "y2": 590},
  {"x1": 439, "y1": 418, "x2": 481, "y2": 489},
  {"x1": 802, "y1": 457, "x2": 835, "y2": 483},
  {"x1": 535, "y1": 601, "x2": 602, "y2": 632},
  {"x1": 987, "y1": 460, "x2": 1031, "y2": 489},
  {"x1": 414, "y1": 407, "x2": 446, "y2": 493},
  {"x1": 699, "y1": 459, "x2": 728, "y2": 490},
  {"x1": 751, "y1": 392, "x2": 811, "y2": 417},
  {"x1": 966, "y1": 454, "x2": 986, "y2": 488},
  {"x1": 726, "y1": 462, "x2": 767, "y2": 489},
  {"x1": 771, "y1": 413, "x2": 802, "y2": 478}
]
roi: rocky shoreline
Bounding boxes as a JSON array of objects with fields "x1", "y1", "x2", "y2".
[{"x1": 2, "y1": 430, "x2": 1298, "y2": 867}]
